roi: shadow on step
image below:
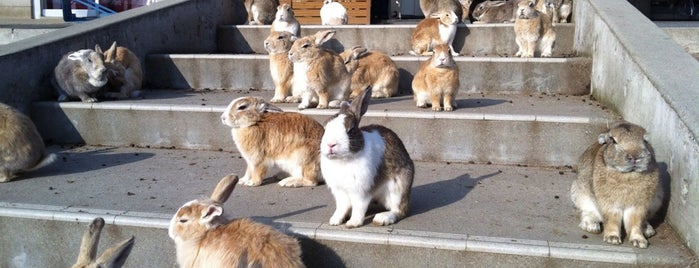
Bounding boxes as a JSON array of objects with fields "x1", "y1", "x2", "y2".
[
  {"x1": 24, "y1": 146, "x2": 154, "y2": 178},
  {"x1": 410, "y1": 171, "x2": 500, "y2": 217}
]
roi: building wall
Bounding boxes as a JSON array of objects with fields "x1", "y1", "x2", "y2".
[{"x1": 0, "y1": 0, "x2": 32, "y2": 19}]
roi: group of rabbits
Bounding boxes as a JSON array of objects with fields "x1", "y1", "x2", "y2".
[{"x1": 245, "y1": 0, "x2": 349, "y2": 26}]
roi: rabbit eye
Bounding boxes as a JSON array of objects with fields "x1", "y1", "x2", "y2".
[
  {"x1": 179, "y1": 218, "x2": 188, "y2": 223},
  {"x1": 301, "y1": 43, "x2": 310, "y2": 48},
  {"x1": 277, "y1": 35, "x2": 284, "y2": 39},
  {"x1": 237, "y1": 104, "x2": 248, "y2": 110}
]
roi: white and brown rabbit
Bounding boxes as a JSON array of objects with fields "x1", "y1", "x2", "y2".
[
  {"x1": 288, "y1": 30, "x2": 351, "y2": 109},
  {"x1": 471, "y1": 0, "x2": 516, "y2": 23},
  {"x1": 271, "y1": 3, "x2": 301, "y2": 37},
  {"x1": 339, "y1": 46, "x2": 400, "y2": 99},
  {"x1": 0, "y1": 103, "x2": 56, "y2": 182},
  {"x1": 221, "y1": 96, "x2": 324, "y2": 187},
  {"x1": 556, "y1": 0, "x2": 572, "y2": 23},
  {"x1": 410, "y1": 10, "x2": 459, "y2": 56},
  {"x1": 244, "y1": 0, "x2": 279, "y2": 25},
  {"x1": 571, "y1": 121, "x2": 663, "y2": 249},
  {"x1": 71, "y1": 217, "x2": 135, "y2": 268},
  {"x1": 53, "y1": 47, "x2": 108, "y2": 102},
  {"x1": 265, "y1": 31, "x2": 301, "y2": 103},
  {"x1": 419, "y1": 0, "x2": 465, "y2": 22},
  {"x1": 97, "y1": 41, "x2": 143, "y2": 100},
  {"x1": 320, "y1": 87, "x2": 415, "y2": 228},
  {"x1": 411, "y1": 44, "x2": 460, "y2": 111},
  {"x1": 169, "y1": 174, "x2": 305, "y2": 267},
  {"x1": 514, "y1": 0, "x2": 556, "y2": 57},
  {"x1": 320, "y1": 0, "x2": 349, "y2": 25}
]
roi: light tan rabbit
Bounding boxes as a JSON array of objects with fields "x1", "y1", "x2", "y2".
[
  {"x1": 339, "y1": 46, "x2": 399, "y2": 99},
  {"x1": 72, "y1": 217, "x2": 135, "y2": 268},
  {"x1": 169, "y1": 174, "x2": 305, "y2": 268},
  {"x1": 265, "y1": 31, "x2": 301, "y2": 103},
  {"x1": 97, "y1": 41, "x2": 143, "y2": 99},
  {"x1": 245, "y1": 0, "x2": 279, "y2": 25},
  {"x1": 271, "y1": 3, "x2": 301, "y2": 37},
  {"x1": 419, "y1": 0, "x2": 465, "y2": 22},
  {"x1": 514, "y1": 0, "x2": 556, "y2": 57},
  {"x1": 221, "y1": 96, "x2": 324, "y2": 187},
  {"x1": 410, "y1": 11, "x2": 459, "y2": 56},
  {"x1": 459, "y1": 0, "x2": 474, "y2": 22},
  {"x1": 0, "y1": 103, "x2": 56, "y2": 182},
  {"x1": 571, "y1": 121, "x2": 663, "y2": 249},
  {"x1": 411, "y1": 44, "x2": 460, "y2": 111},
  {"x1": 472, "y1": 0, "x2": 516, "y2": 23},
  {"x1": 288, "y1": 30, "x2": 351, "y2": 109}
]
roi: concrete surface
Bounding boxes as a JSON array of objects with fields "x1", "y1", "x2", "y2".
[
  {"x1": 656, "y1": 21, "x2": 699, "y2": 59},
  {"x1": 0, "y1": 18, "x2": 72, "y2": 45},
  {"x1": 0, "y1": 145, "x2": 694, "y2": 267},
  {"x1": 575, "y1": 0, "x2": 699, "y2": 256},
  {"x1": 31, "y1": 89, "x2": 618, "y2": 166}
]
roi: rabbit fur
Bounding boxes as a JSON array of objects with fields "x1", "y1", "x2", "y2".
[
  {"x1": 514, "y1": 0, "x2": 556, "y2": 57},
  {"x1": 245, "y1": 0, "x2": 279, "y2": 25},
  {"x1": 410, "y1": 11, "x2": 459, "y2": 56},
  {"x1": 265, "y1": 31, "x2": 301, "y2": 103},
  {"x1": 419, "y1": 0, "x2": 465, "y2": 22},
  {"x1": 320, "y1": 0, "x2": 349, "y2": 25},
  {"x1": 98, "y1": 41, "x2": 143, "y2": 99},
  {"x1": 53, "y1": 47, "x2": 108, "y2": 102},
  {"x1": 339, "y1": 46, "x2": 400, "y2": 99},
  {"x1": 0, "y1": 103, "x2": 56, "y2": 182},
  {"x1": 71, "y1": 217, "x2": 135, "y2": 268},
  {"x1": 570, "y1": 121, "x2": 663, "y2": 248},
  {"x1": 320, "y1": 87, "x2": 415, "y2": 228},
  {"x1": 271, "y1": 3, "x2": 301, "y2": 37},
  {"x1": 411, "y1": 44, "x2": 460, "y2": 111},
  {"x1": 472, "y1": 0, "x2": 516, "y2": 23}
]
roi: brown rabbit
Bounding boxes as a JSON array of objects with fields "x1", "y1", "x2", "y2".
[
  {"x1": 288, "y1": 30, "x2": 351, "y2": 109},
  {"x1": 410, "y1": 11, "x2": 459, "y2": 56},
  {"x1": 245, "y1": 0, "x2": 279, "y2": 25},
  {"x1": 169, "y1": 174, "x2": 305, "y2": 268},
  {"x1": 514, "y1": 0, "x2": 556, "y2": 57},
  {"x1": 339, "y1": 46, "x2": 400, "y2": 99},
  {"x1": 419, "y1": 0, "x2": 465, "y2": 22},
  {"x1": 471, "y1": 0, "x2": 516, "y2": 23},
  {"x1": 271, "y1": 3, "x2": 301, "y2": 37},
  {"x1": 72, "y1": 217, "x2": 135, "y2": 268},
  {"x1": 97, "y1": 41, "x2": 143, "y2": 99},
  {"x1": 0, "y1": 103, "x2": 56, "y2": 182},
  {"x1": 411, "y1": 44, "x2": 460, "y2": 111},
  {"x1": 265, "y1": 31, "x2": 299, "y2": 103},
  {"x1": 221, "y1": 96, "x2": 324, "y2": 187},
  {"x1": 571, "y1": 121, "x2": 663, "y2": 249}
]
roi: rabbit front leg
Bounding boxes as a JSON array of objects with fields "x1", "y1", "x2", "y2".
[
  {"x1": 429, "y1": 91, "x2": 443, "y2": 111},
  {"x1": 240, "y1": 162, "x2": 267, "y2": 186},
  {"x1": 329, "y1": 190, "x2": 351, "y2": 225},
  {"x1": 602, "y1": 208, "x2": 623, "y2": 245},
  {"x1": 0, "y1": 169, "x2": 13, "y2": 183},
  {"x1": 76, "y1": 91, "x2": 99, "y2": 103},
  {"x1": 624, "y1": 207, "x2": 650, "y2": 248},
  {"x1": 345, "y1": 192, "x2": 371, "y2": 228}
]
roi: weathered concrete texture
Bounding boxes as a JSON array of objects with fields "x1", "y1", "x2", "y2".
[
  {"x1": 145, "y1": 54, "x2": 591, "y2": 95},
  {"x1": 575, "y1": 0, "x2": 699, "y2": 256},
  {"x1": 31, "y1": 90, "x2": 617, "y2": 166},
  {"x1": 217, "y1": 24, "x2": 577, "y2": 57},
  {"x1": 658, "y1": 23, "x2": 699, "y2": 59}
]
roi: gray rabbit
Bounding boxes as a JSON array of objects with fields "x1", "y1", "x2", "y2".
[{"x1": 53, "y1": 46, "x2": 109, "y2": 102}]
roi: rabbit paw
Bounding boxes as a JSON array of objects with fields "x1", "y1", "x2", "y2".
[
  {"x1": 541, "y1": 52, "x2": 552, "y2": 57},
  {"x1": 329, "y1": 215, "x2": 345, "y2": 226},
  {"x1": 579, "y1": 220, "x2": 601, "y2": 234},
  {"x1": 344, "y1": 218, "x2": 363, "y2": 228},
  {"x1": 603, "y1": 234, "x2": 622, "y2": 245},
  {"x1": 629, "y1": 235, "x2": 649, "y2": 249},
  {"x1": 82, "y1": 97, "x2": 99, "y2": 103},
  {"x1": 372, "y1": 212, "x2": 397, "y2": 226},
  {"x1": 278, "y1": 177, "x2": 317, "y2": 187},
  {"x1": 643, "y1": 223, "x2": 656, "y2": 237},
  {"x1": 238, "y1": 176, "x2": 262, "y2": 187}
]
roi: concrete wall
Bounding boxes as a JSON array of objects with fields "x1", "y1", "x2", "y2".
[
  {"x1": 0, "y1": 0, "x2": 32, "y2": 19},
  {"x1": 574, "y1": 0, "x2": 699, "y2": 256},
  {"x1": 0, "y1": 0, "x2": 245, "y2": 113}
]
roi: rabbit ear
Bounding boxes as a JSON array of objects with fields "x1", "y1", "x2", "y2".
[
  {"x1": 258, "y1": 101, "x2": 284, "y2": 113},
  {"x1": 106, "y1": 41, "x2": 118, "y2": 58},
  {"x1": 201, "y1": 205, "x2": 224, "y2": 223},
  {"x1": 350, "y1": 86, "x2": 372, "y2": 120},
  {"x1": 314, "y1": 30, "x2": 336, "y2": 45},
  {"x1": 94, "y1": 236, "x2": 135, "y2": 268},
  {"x1": 74, "y1": 217, "x2": 105, "y2": 265},
  {"x1": 95, "y1": 44, "x2": 103, "y2": 54},
  {"x1": 352, "y1": 46, "x2": 369, "y2": 59},
  {"x1": 598, "y1": 132, "x2": 612, "y2": 145},
  {"x1": 210, "y1": 174, "x2": 239, "y2": 204}
]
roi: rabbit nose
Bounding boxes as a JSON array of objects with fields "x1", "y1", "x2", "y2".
[{"x1": 327, "y1": 143, "x2": 337, "y2": 153}]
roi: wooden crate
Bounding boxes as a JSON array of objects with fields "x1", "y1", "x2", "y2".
[{"x1": 281, "y1": 0, "x2": 371, "y2": 25}]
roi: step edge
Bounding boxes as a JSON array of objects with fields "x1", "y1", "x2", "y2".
[{"x1": 146, "y1": 53, "x2": 588, "y2": 63}]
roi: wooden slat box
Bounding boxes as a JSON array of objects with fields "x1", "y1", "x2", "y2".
[{"x1": 281, "y1": 0, "x2": 371, "y2": 25}]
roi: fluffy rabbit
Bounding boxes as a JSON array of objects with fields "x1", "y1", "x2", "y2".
[
  {"x1": 419, "y1": 0, "x2": 465, "y2": 22},
  {"x1": 320, "y1": 87, "x2": 415, "y2": 228},
  {"x1": 471, "y1": 0, "x2": 516, "y2": 23},
  {"x1": 72, "y1": 217, "x2": 135, "y2": 268},
  {"x1": 0, "y1": 103, "x2": 56, "y2": 182},
  {"x1": 557, "y1": 0, "x2": 572, "y2": 23},
  {"x1": 169, "y1": 174, "x2": 305, "y2": 267},
  {"x1": 244, "y1": 0, "x2": 279, "y2": 25},
  {"x1": 53, "y1": 47, "x2": 108, "y2": 102},
  {"x1": 320, "y1": 0, "x2": 348, "y2": 25},
  {"x1": 265, "y1": 31, "x2": 301, "y2": 103},
  {"x1": 288, "y1": 30, "x2": 351, "y2": 109},
  {"x1": 571, "y1": 121, "x2": 663, "y2": 248},
  {"x1": 339, "y1": 46, "x2": 399, "y2": 99},
  {"x1": 271, "y1": 3, "x2": 301, "y2": 37},
  {"x1": 411, "y1": 44, "x2": 460, "y2": 111},
  {"x1": 97, "y1": 41, "x2": 143, "y2": 99},
  {"x1": 514, "y1": 0, "x2": 556, "y2": 57},
  {"x1": 221, "y1": 96, "x2": 324, "y2": 187},
  {"x1": 410, "y1": 11, "x2": 459, "y2": 56}
]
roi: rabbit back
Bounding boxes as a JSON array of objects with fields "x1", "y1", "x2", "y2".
[
  {"x1": 0, "y1": 104, "x2": 53, "y2": 182},
  {"x1": 340, "y1": 48, "x2": 399, "y2": 99}
]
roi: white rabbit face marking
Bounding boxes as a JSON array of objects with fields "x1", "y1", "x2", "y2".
[{"x1": 321, "y1": 115, "x2": 352, "y2": 159}]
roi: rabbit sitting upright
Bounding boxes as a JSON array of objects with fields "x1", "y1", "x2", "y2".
[{"x1": 53, "y1": 46, "x2": 109, "y2": 102}]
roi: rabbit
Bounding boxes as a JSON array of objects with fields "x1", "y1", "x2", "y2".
[
  {"x1": 288, "y1": 30, "x2": 351, "y2": 109},
  {"x1": 471, "y1": 0, "x2": 516, "y2": 23},
  {"x1": 71, "y1": 217, "x2": 135, "y2": 268},
  {"x1": 571, "y1": 121, "x2": 663, "y2": 249},
  {"x1": 221, "y1": 96, "x2": 324, "y2": 187},
  {"x1": 0, "y1": 103, "x2": 57, "y2": 183},
  {"x1": 419, "y1": 0, "x2": 465, "y2": 22},
  {"x1": 271, "y1": 3, "x2": 301, "y2": 37},
  {"x1": 320, "y1": 0, "x2": 348, "y2": 25},
  {"x1": 514, "y1": 0, "x2": 556, "y2": 57},
  {"x1": 319, "y1": 87, "x2": 415, "y2": 228},
  {"x1": 458, "y1": 0, "x2": 474, "y2": 22},
  {"x1": 53, "y1": 47, "x2": 108, "y2": 102},
  {"x1": 244, "y1": 0, "x2": 279, "y2": 25},
  {"x1": 411, "y1": 44, "x2": 460, "y2": 111},
  {"x1": 339, "y1": 46, "x2": 400, "y2": 99},
  {"x1": 97, "y1": 41, "x2": 143, "y2": 99},
  {"x1": 169, "y1": 174, "x2": 305, "y2": 268},
  {"x1": 410, "y1": 10, "x2": 459, "y2": 56},
  {"x1": 557, "y1": 0, "x2": 572, "y2": 23},
  {"x1": 265, "y1": 31, "x2": 302, "y2": 103}
]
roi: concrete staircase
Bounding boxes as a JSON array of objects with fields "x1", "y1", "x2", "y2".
[{"x1": 2, "y1": 20, "x2": 696, "y2": 267}]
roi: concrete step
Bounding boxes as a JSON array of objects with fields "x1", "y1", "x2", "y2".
[
  {"x1": 145, "y1": 54, "x2": 591, "y2": 95},
  {"x1": 0, "y1": 145, "x2": 693, "y2": 267},
  {"x1": 32, "y1": 89, "x2": 617, "y2": 167},
  {"x1": 216, "y1": 24, "x2": 577, "y2": 58}
]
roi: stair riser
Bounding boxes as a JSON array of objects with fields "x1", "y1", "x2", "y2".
[
  {"x1": 217, "y1": 24, "x2": 576, "y2": 57},
  {"x1": 32, "y1": 103, "x2": 606, "y2": 166},
  {"x1": 146, "y1": 55, "x2": 591, "y2": 95}
]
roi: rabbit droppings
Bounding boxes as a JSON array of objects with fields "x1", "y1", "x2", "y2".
[{"x1": 0, "y1": 103, "x2": 56, "y2": 182}]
